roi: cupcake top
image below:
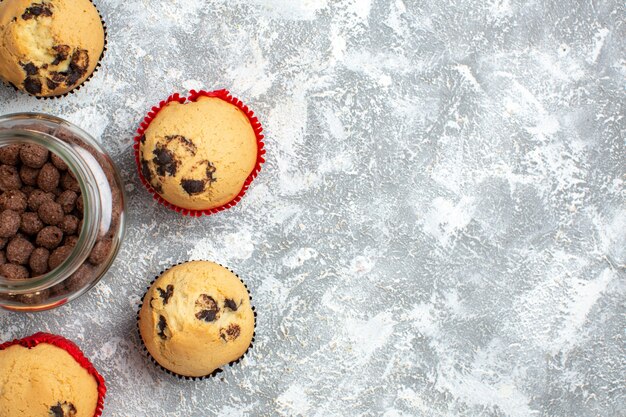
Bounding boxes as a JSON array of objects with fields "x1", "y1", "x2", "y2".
[
  {"x1": 0, "y1": 0, "x2": 105, "y2": 97},
  {"x1": 138, "y1": 261, "x2": 255, "y2": 377},
  {"x1": 139, "y1": 96, "x2": 258, "y2": 211},
  {"x1": 0, "y1": 337, "x2": 100, "y2": 417}
]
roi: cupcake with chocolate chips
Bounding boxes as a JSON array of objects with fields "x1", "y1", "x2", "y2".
[
  {"x1": 0, "y1": 0, "x2": 106, "y2": 97},
  {"x1": 138, "y1": 261, "x2": 255, "y2": 378},
  {"x1": 0, "y1": 332, "x2": 106, "y2": 417},
  {"x1": 135, "y1": 90, "x2": 265, "y2": 216}
]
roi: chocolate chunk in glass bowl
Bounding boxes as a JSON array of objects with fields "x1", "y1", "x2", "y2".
[
  {"x1": 19, "y1": 165, "x2": 39, "y2": 186},
  {"x1": 19, "y1": 144, "x2": 49, "y2": 168},
  {"x1": 0, "y1": 190, "x2": 27, "y2": 212},
  {"x1": 37, "y1": 163, "x2": 60, "y2": 192},
  {"x1": 50, "y1": 153, "x2": 68, "y2": 171},
  {"x1": 0, "y1": 144, "x2": 21, "y2": 165},
  {"x1": 0, "y1": 263, "x2": 29, "y2": 279},
  {"x1": 56, "y1": 190, "x2": 78, "y2": 213},
  {"x1": 6, "y1": 237, "x2": 34, "y2": 265},
  {"x1": 0, "y1": 210, "x2": 20, "y2": 238},
  {"x1": 38, "y1": 201, "x2": 64, "y2": 225},
  {"x1": 35, "y1": 226, "x2": 63, "y2": 250},
  {"x1": 29, "y1": 247, "x2": 50, "y2": 276},
  {"x1": 20, "y1": 212, "x2": 44, "y2": 236},
  {"x1": 27, "y1": 190, "x2": 55, "y2": 211},
  {"x1": 48, "y1": 245, "x2": 73, "y2": 271},
  {"x1": 88, "y1": 238, "x2": 111, "y2": 265},
  {"x1": 0, "y1": 165, "x2": 22, "y2": 191}
]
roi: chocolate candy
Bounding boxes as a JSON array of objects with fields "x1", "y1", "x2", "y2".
[{"x1": 19, "y1": 144, "x2": 48, "y2": 168}]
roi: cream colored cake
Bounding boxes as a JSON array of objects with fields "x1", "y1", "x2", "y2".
[
  {"x1": 138, "y1": 261, "x2": 255, "y2": 377},
  {"x1": 0, "y1": 343, "x2": 99, "y2": 417},
  {"x1": 0, "y1": 0, "x2": 105, "y2": 97},
  {"x1": 139, "y1": 96, "x2": 258, "y2": 210}
]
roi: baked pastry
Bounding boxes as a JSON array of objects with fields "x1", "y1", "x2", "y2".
[
  {"x1": 0, "y1": 0, "x2": 105, "y2": 97},
  {"x1": 138, "y1": 261, "x2": 255, "y2": 377},
  {"x1": 138, "y1": 95, "x2": 259, "y2": 211},
  {"x1": 0, "y1": 332, "x2": 106, "y2": 417}
]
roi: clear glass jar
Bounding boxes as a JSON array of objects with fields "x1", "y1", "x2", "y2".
[{"x1": 0, "y1": 113, "x2": 126, "y2": 311}]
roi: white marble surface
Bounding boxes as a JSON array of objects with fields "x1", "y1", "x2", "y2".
[{"x1": 0, "y1": 0, "x2": 625, "y2": 416}]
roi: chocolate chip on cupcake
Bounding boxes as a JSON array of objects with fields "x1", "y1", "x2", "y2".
[
  {"x1": 0, "y1": 0, "x2": 106, "y2": 97},
  {"x1": 138, "y1": 261, "x2": 255, "y2": 378}
]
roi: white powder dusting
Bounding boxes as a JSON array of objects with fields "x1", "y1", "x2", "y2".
[
  {"x1": 588, "y1": 28, "x2": 610, "y2": 63},
  {"x1": 420, "y1": 197, "x2": 476, "y2": 247},
  {"x1": 189, "y1": 228, "x2": 255, "y2": 263},
  {"x1": 345, "y1": 312, "x2": 396, "y2": 364},
  {"x1": 283, "y1": 247, "x2": 319, "y2": 268},
  {"x1": 277, "y1": 385, "x2": 311, "y2": 415}
]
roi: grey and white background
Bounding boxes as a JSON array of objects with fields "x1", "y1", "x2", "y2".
[{"x1": 0, "y1": 0, "x2": 624, "y2": 416}]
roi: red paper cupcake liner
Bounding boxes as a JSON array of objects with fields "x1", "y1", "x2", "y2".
[
  {"x1": 0, "y1": 332, "x2": 106, "y2": 417},
  {"x1": 0, "y1": 0, "x2": 108, "y2": 99},
  {"x1": 133, "y1": 89, "x2": 266, "y2": 217},
  {"x1": 136, "y1": 261, "x2": 257, "y2": 380}
]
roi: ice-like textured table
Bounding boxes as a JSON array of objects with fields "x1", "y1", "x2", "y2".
[{"x1": 0, "y1": 1, "x2": 624, "y2": 416}]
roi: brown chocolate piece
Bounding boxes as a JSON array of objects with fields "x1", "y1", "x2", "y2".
[
  {"x1": 21, "y1": 62, "x2": 38, "y2": 76},
  {"x1": 23, "y1": 77, "x2": 42, "y2": 95},
  {"x1": 29, "y1": 247, "x2": 50, "y2": 276},
  {"x1": 152, "y1": 146, "x2": 178, "y2": 177},
  {"x1": 56, "y1": 190, "x2": 78, "y2": 213},
  {"x1": 224, "y1": 298, "x2": 238, "y2": 311},
  {"x1": 88, "y1": 238, "x2": 111, "y2": 265},
  {"x1": 157, "y1": 315, "x2": 168, "y2": 340},
  {"x1": 75, "y1": 194, "x2": 84, "y2": 214},
  {"x1": 195, "y1": 294, "x2": 220, "y2": 322},
  {"x1": 0, "y1": 210, "x2": 20, "y2": 237},
  {"x1": 181, "y1": 179, "x2": 205, "y2": 195},
  {"x1": 38, "y1": 200, "x2": 64, "y2": 225},
  {"x1": 50, "y1": 153, "x2": 68, "y2": 171},
  {"x1": 51, "y1": 45, "x2": 70, "y2": 66},
  {"x1": 220, "y1": 324, "x2": 241, "y2": 341},
  {"x1": 19, "y1": 144, "x2": 48, "y2": 168},
  {"x1": 48, "y1": 245, "x2": 73, "y2": 270},
  {"x1": 0, "y1": 263, "x2": 29, "y2": 279},
  {"x1": 157, "y1": 284, "x2": 174, "y2": 305},
  {"x1": 61, "y1": 171, "x2": 80, "y2": 192},
  {"x1": 50, "y1": 401, "x2": 77, "y2": 417},
  {"x1": 0, "y1": 165, "x2": 22, "y2": 191},
  {"x1": 0, "y1": 190, "x2": 27, "y2": 212},
  {"x1": 0, "y1": 144, "x2": 21, "y2": 165},
  {"x1": 65, "y1": 263, "x2": 94, "y2": 291},
  {"x1": 63, "y1": 235, "x2": 79, "y2": 247},
  {"x1": 19, "y1": 165, "x2": 40, "y2": 185},
  {"x1": 22, "y1": 3, "x2": 53, "y2": 20},
  {"x1": 27, "y1": 189, "x2": 55, "y2": 211},
  {"x1": 17, "y1": 289, "x2": 50, "y2": 305},
  {"x1": 0, "y1": 238, "x2": 6, "y2": 250},
  {"x1": 37, "y1": 163, "x2": 60, "y2": 192},
  {"x1": 6, "y1": 237, "x2": 34, "y2": 265},
  {"x1": 36, "y1": 226, "x2": 63, "y2": 249},
  {"x1": 59, "y1": 215, "x2": 79, "y2": 235},
  {"x1": 20, "y1": 212, "x2": 44, "y2": 235},
  {"x1": 140, "y1": 160, "x2": 152, "y2": 183}
]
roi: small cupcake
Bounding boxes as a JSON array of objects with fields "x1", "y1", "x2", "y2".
[
  {"x1": 135, "y1": 90, "x2": 265, "y2": 216},
  {"x1": 0, "y1": 0, "x2": 106, "y2": 97},
  {"x1": 138, "y1": 261, "x2": 255, "y2": 378},
  {"x1": 0, "y1": 332, "x2": 106, "y2": 417}
]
